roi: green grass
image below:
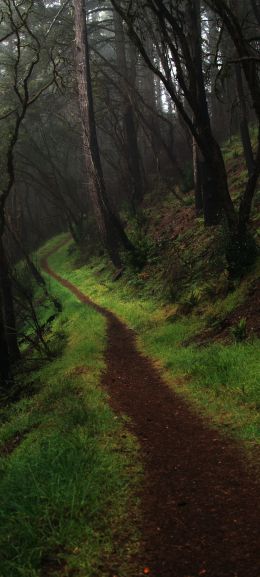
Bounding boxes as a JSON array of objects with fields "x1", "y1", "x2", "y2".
[
  {"x1": 0, "y1": 250, "x2": 141, "y2": 577},
  {"x1": 47, "y1": 237, "x2": 260, "y2": 446}
]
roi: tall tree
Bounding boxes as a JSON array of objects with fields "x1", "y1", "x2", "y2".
[
  {"x1": 113, "y1": 4, "x2": 144, "y2": 208},
  {"x1": 187, "y1": 0, "x2": 221, "y2": 224},
  {"x1": 0, "y1": 0, "x2": 71, "y2": 375},
  {"x1": 206, "y1": 0, "x2": 260, "y2": 238},
  {"x1": 73, "y1": 0, "x2": 134, "y2": 266},
  {"x1": 111, "y1": 0, "x2": 259, "y2": 270}
]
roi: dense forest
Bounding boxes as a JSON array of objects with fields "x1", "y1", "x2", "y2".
[{"x1": 0, "y1": 1, "x2": 259, "y2": 576}]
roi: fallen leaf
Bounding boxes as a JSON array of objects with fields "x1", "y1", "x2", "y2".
[{"x1": 143, "y1": 568, "x2": 151, "y2": 575}]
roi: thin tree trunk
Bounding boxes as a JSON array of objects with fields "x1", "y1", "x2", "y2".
[
  {"x1": 113, "y1": 5, "x2": 144, "y2": 208},
  {"x1": 7, "y1": 222, "x2": 46, "y2": 288},
  {"x1": 0, "y1": 295, "x2": 11, "y2": 386},
  {"x1": 189, "y1": 0, "x2": 222, "y2": 225},
  {"x1": 250, "y1": 0, "x2": 260, "y2": 25},
  {"x1": 142, "y1": 38, "x2": 162, "y2": 170},
  {"x1": 73, "y1": 0, "x2": 133, "y2": 267},
  {"x1": 0, "y1": 237, "x2": 20, "y2": 362},
  {"x1": 239, "y1": 126, "x2": 260, "y2": 235},
  {"x1": 192, "y1": 137, "x2": 203, "y2": 214},
  {"x1": 235, "y1": 63, "x2": 255, "y2": 176}
]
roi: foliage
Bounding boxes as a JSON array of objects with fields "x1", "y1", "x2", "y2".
[
  {"x1": 12, "y1": 259, "x2": 57, "y2": 361},
  {"x1": 122, "y1": 214, "x2": 158, "y2": 271},
  {"x1": 224, "y1": 228, "x2": 258, "y2": 277},
  {"x1": 230, "y1": 318, "x2": 247, "y2": 342}
]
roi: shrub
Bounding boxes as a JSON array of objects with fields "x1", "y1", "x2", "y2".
[{"x1": 230, "y1": 318, "x2": 247, "y2": 342}]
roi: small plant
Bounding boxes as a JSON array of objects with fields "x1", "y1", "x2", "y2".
[{"x1": 230, "y1": 318, "x2": 247, "y2": 342}]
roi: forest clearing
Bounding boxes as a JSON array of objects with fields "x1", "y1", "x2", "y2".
[{"x1": 0, "y1": 1, "x2": 260, "y2": 576}]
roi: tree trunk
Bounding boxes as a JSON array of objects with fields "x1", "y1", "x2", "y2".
[
  {"x1": 73, "y1": 0, "x2": 133, "y2": 267},
  {"x1": 189, "y1": 0, "x2": 222, "y2": 225},
  {"x1": 0, "y1": 237, "x2": 20, "y2": 362},
  {"x1": 235, "y1": 64, "x2": 255, "y2": 176},
  {"x1": 113, "y1": 5, "x2": 144, "y2": 208},
  {"x1": 239, "y1": 126, "x2": 260, "y2": 235},
  {"x1": 250, "y1": 0, "x2": 260, "y2": 25},
  {"x1": 124, "y1": 106, "x2": 144, "y2": 207},
  {"x1": 192, "y1": 137, "x2": 203, "y2": 214},
  {"x1": 207, "y1": 7, "x2": 228, "y2": 141},
  {"x1": 142, "y1": 37, "x2": 162, "y2": 170},
  {"x1": 0, "y1": 294, "x2": 11, "y2": 386}
]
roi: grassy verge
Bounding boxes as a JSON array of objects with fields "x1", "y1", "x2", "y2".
[
  {"x1": 0, "y1": 242, "x2": 141, "y2": 577},
  {"x1": 47, "y1": 237, "x2": 260, "y2": 447}
]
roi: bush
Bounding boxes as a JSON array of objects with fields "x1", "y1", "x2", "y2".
[
  {"x1": 122, "y1": 215, "x2": 157, "y2": 271},
  {"x1": 224, "y1": 228, "x2": 257, "y2": 277},
  {"x1": 230, "y1": 318, "x2": 247, "y2": 342}
]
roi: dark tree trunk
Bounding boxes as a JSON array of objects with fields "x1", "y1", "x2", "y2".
[
  {"x1": 113, "y1": 5, "x2": 144, "y2": 207},
  {"x1": 193, "y1": 138, "x2": 203, "y2": 214},
  {"x1": 124, "y1": 106, "x2": 144, "y2": 207},
  {"x1": 0, "y1": 295, "x2": 11, "y2": 386},
  {"x1": 0, "y1": 238, "x2": 20, "y2": 362},
  {"x1": 189, "y1": 0, "x2": 222, "y2": 225},
  {"x1": 142, "y1": 37, "x2": 162, "y2": 169},
  {"x1": 74, "y1": 0, "x2": 134, "y2": 267},
  {"x1": 208, "y1": 8, "x2": 224, "y2": 140},
  {"x1": 235, "y1": 63, "x2": 255, "y2": 176},
  {"x1": 250, "y1": 0, "x2": 260, "y2": 25},
  {"x1": 200, "y1": 161, "x2": 220, "y2": 224},
  {"x1": 239, "y1": 127, "x2": 260, "y2": 236}
]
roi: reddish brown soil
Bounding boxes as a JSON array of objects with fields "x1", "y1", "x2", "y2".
[{"x1": 42, "y1": 247, "x2": 260, "y2": 577}]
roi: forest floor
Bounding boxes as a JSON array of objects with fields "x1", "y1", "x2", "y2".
[{"x1": 40, "y1": 240, "x2": 260, "y2": 577}]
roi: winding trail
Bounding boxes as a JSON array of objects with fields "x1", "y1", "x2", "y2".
[{"x1": 42, "y1": 244, "x2": 260, "y2": 577}]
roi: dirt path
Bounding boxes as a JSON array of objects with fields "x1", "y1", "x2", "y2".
[{"x1": 42, "y1": 248, "x2": 260, "y2": 577}]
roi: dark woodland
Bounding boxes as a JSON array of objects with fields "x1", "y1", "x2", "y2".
[{"x1": 0, "y1": 1, "x2": 259, "y2": 576}]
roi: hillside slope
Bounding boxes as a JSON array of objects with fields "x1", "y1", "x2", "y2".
[{"x1": 45, "y1": 134, "x2": 260, "y2": 447}]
